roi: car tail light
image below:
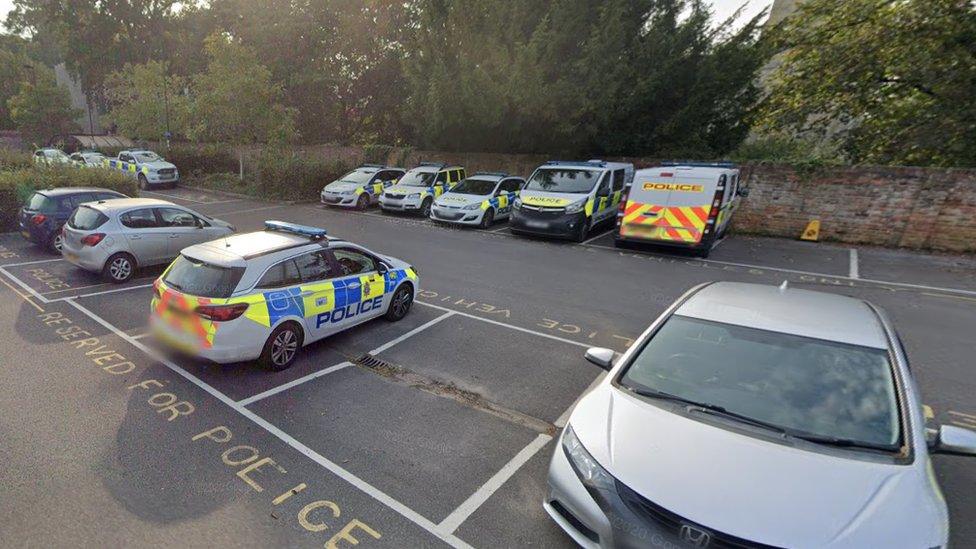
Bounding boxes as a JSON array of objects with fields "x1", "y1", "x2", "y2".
[
  {"x1": 196, "y1": 303, "x2": 249, "y2": 322},
  {"x1": 81, "y1": 233, "x2": 105, "y2": 246},
  {"x1": 152, "y1": 280, "x2": 162, "y2": 300},
  {"x1": 31, "y1": 214, "x2": 47, "y2": 225},
  {"x1": 704, "y1": 187, "x2": 724, "y2": 234}
]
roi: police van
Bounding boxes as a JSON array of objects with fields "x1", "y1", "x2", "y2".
[
  {"x1": 615, "y1": 162, "x2": 746, "y2": 257},
  {"x1": 150, "y1": 221, "x2": 419, "y2": 371},
  {"x1": 510, "y1": 160, "x2": 633, "y2": 242},
  {"x1": 378, "y1": 163, "x2": 466, "y2": 216},
  {"x1": 429, "y1": 172, "x2": 525, "y2": 229},
  {"x1": 320, "y1": 164, "x2": 406, "y2": 210}
]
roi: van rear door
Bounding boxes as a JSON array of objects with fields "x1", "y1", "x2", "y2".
[{"x1": 620, "y1": 168, "x2": 713, "y2": 245}]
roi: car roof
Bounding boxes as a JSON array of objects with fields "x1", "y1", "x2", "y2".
[
  {"x1": 181, "y1": 230, "x2": 345, "y2": 266},
  {"x1": 88, "y1": 198, "x2": 174, "y2": 210},
  {"x1": 676, "y1": 282, "x2": 889, "y2": 349},
  {"x1": 38, "y1": 187, "x2": 120, "y2": 197}
]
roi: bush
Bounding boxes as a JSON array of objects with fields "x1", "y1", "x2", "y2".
[
  {"x1": 254, "y1": 148, "x2": 349, "y2": 201},
  {"x1": 0, "y1": 166, "x2": 137, "y2": 230},
  {"x1": 0, "y1": 148, "x2": 33, "y2": 171},
  {"x1": 162, "y1": 143, "x2": 239, "y2": 176},
  {"x1": 362, "y1": 144, "x2": 395, "y2": 165}
]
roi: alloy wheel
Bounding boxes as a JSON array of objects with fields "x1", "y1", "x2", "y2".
[
  {"x1": 109, "y1": 257, "x2": 132, "y2": 280},
  {"x1": 271, "y1": 329, "x2": 298, "y2": 366}
]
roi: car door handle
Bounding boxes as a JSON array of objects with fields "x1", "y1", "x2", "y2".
[
  {"x1": 169, "y1": 234, "x2": 180, "y2": 238},
  {"x1": 129, "y1": 235, "x2": 142, "y2": 240},
  {"x1": 299, "y1": 290, "x2": 313, "y2": 297}
]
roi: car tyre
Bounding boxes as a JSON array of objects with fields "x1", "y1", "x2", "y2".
[
  {"x1": 574, "y1": 218, "x2": 591, "y2": 243},
  {"x1": 385, "y1": 284, "x2": 413, "y2": 321},
  {"x1": 103, "y1": 252, "x2": 136, "y2": 283},
  {"x1": 138, "y1": 174, "x2": 148, "y2": 190},
  {"x1": 479, "y1": 208, "x2": 494, "y2": 230},
  {"x1": 420, "y1": 198, "x2": 433, "y2": 218},
  {"x1": 356, "y1": 194, "x2": 370, "y2": 211},
  {"x1": 48, "y1": 227, "x2": 64, "y2": 254},
  {"x1": 260, "y1": 322, "x2": 303, "y2": 371}
]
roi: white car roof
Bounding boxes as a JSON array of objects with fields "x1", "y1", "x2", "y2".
[
  {"x1": 181, "y1": 230, "x2": 345, "y2": 267},
  {"x1": 89, "y1": 198, "x2": 174, "y2": 211},
  {"x1": 677, "y1": 282, "x2": 889, "y2": 349}
]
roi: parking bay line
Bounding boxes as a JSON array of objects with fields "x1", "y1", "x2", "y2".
[
  {"x1": 237, "y1": 311, "x2": 456, "y2": 406},
  {"x1": 63, "y1": 297, "x2": 474, "y2": 549},
  {"x1": 0, "y1": 272, "x2": 45, "y2": 312},
  {"x1": 849, "y1": 248, "x2": 860, "y2": 279},
  {"x1": 583, "y1": 243, "x2": 976, "y2": 298},
  {"x1": 580, "y1": 228, "x2": 611, "y2": 246},
  {"x1": 48, "y1": 282, "x2": 155, "y2": 302},
  {"x1": 0, "y1": 257, "x2": 64, "y2": 268},
  {"x1": 214, "y1": 204, "x2": 291, "y2": 217}
]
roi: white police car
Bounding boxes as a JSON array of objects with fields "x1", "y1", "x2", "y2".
[
  {"x1": 106, "y1": 149, "x2": 180, "y2": 189},
  {"x1": 429, "y1": 173, "x2": 525, "y2": 229},
  {"x1": 150, "y1": 221, "x2": 419, "y2": 370},
  {"x1": 378, "y1": 163, "x2": 466, "y2": 216},
  {"x1": 320, "y1": 164, "x2": 406, "y2": 210}
]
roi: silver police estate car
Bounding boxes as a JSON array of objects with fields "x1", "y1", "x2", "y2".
[
  {"x1": 62, "y1": 198, "x2": 234, "y2": 283},
  {"x1": 548, "y1": 281, "x2": 973, "y2": 548}
]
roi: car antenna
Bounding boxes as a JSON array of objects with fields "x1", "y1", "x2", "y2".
[{"x1": 779, "y1": 280, "x2": 789, "y2": 292}]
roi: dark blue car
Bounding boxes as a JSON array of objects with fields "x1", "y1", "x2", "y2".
[{"x1": 19, "y1": 187, "x2": 128, "y2": 253}]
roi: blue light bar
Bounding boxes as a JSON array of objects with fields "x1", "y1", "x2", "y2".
[
  {"x1": 545, "y1": 160, "x2": 607, "y2": 168},
  {"x1": 264, "y1": 220, "x2": 328, "y2": 240},
  {"x1": 660, "y1": 161, "x2": 737, "y2": 168}
]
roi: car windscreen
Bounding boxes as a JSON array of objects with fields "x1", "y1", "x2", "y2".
[
  {"x1": 336, "y1": 170, "x2": 374, "y2": 185},
  {"x1": 619, "y1": 315, "x2": 901, "y2": 449},
  {"x1": 449, "y1": 179, "x2": 496, "y2": 196},
  {"x1": 524, "y1": 168, "x2": 601, "y2": 194},
  {"x1": 134, "y1": 152, "x2": 161, "y2": 162},
  {"x1": 68, "y1": 206, "x2": 109, "y2": 230},
  {"x1": 162, "y1": 255, "x2": 245, "y2": 299},
  {"x1": 25, "y1": 192, "x2": 57, "y2": 212},
  {"x1": 397, "y1": 171, "x2": 435, "y2": 187}
]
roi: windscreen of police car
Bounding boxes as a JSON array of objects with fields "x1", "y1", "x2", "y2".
[
  {"x1": 524, "y1": 168, "x2": 601, "y2": 193},
  {"x1": 397, "y1": 171, "x2": 435, "y2": 187},
  {"x1": 134, "y1": 151, "x2": 162, "y2": 162},
  {"x1": 619, "y1": 316, "x2": 902, "y2": 450},
  {"x1": 336, "y1": 170, "x2": 375, "y2": 185},
  {"x1": 162, "y1": 255, "x2": 246, "y2": 298},
  {"x1": 449, "y1": 178, "x2": 496, "y2": 195}
]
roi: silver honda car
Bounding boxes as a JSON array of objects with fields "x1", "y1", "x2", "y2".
[
  {"x1": 62, "y1": 198, "x2": 234, "y2": 283},
  {"x1": 547, "y1": 281, "x2": 974, "y2": 548}
]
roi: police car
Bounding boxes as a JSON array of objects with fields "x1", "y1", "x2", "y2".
[
  {"x1": 378, "y1": 163, "x2": 466, "y2": 216},
  {"x1": 511, "y1": 160, "x2": 633, "y2": 242},
  {"x1": 320, "y1": 164, "x2": 406, "y2": 210},
  {"x1": 429, "y1": 173, "x2": 525, "y2": 229},
  {"x1": 150, "y1": 221, "x2": 419, "y2": 370},
  {"x1": 105, "y1": 149, "x2": 180, "y2": 189}
]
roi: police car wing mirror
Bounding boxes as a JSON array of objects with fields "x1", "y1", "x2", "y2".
[
  {"x1": 584, "y1": 347, "x2": 615, "y2": 371},
  {"x1": 376, "y1": 262, "x2": 389, "y2": 274},
  {"x1": 738, "y1": 187, "x2": 750, "y2": 197}
]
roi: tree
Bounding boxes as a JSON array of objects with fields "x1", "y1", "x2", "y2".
[
  {"x1": 760, "y1": 0, "x2": 976, "y2": 167},
  {"x1": 104, "y1": 61, "x2": 189, "y2": 141},
  {"x1": 187, "y1": 32, "x2": 296, "y2": 179},
  {"x1": 7, "y1": 65, "x2": 80, "y2": 146},
  {"x1": 0, "y1": 49, "x2": 30, "y2": 129}
]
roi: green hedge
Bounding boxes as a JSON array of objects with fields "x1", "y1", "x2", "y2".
[
  {"x1": 163, "y1": 144, "x2": 240, "y2": 176},
  {"x1": 0, "y1": 149, "x2": 33, "y2": 171},
  {"x1": 186, "y1": 149, "x2": 350, "y2": 202},
  {"x1": 0, "y1": 166, "x2": 137, "y2": 231}
]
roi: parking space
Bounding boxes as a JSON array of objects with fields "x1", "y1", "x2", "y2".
[{"x1": 3, "y1": 185, "x2": 975, "y2": 548}]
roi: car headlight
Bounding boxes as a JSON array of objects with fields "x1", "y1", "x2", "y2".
[
  {"x1": 513, "y1": 197, "x2": 523, "y2": 208},
  {"x1": 564, "y1": 200, "x2": 587, "y2": 214},
  {"x1": 407, "y1": 193, "x2": 421, "y2": 199},
  {"x1": 563, "y1": 426, "x2": 614, "y2": 490},
  {"x1": 463, "y1": 203, "x2": 481, "y2": 210}
]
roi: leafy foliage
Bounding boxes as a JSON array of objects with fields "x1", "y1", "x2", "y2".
[
  {"x1": 0, "y1": 166, "x2": 136, "y2": 230},
  {"x1": 760, "y1": 0, "x2": 976, "y2": 167},
  {"x1": 6, "y1": 65, "x2": 80, "y2": 146},
  {"x1": 103, "y1": 61, "x2": 189, "y2": 141}
]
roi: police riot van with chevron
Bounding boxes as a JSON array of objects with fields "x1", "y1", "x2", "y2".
[
  {"x1": 615, "y1": 162, "x2": 746, "y2": 257},
  {"x1": 510, "y1": 160, "x2": 633, "y2": 242},
  {"x1": 149, "y1": 221, "x2": 419, "y2": 371},
  {"x1": 379, "y1": 162, "x2": 466, "y2": 216},
  {"x1": 429, "y1": 172, "x2": 525, "y2": 229},
  {"x1": 105, "y1": 149, "x2": 180, "y2": 189}
]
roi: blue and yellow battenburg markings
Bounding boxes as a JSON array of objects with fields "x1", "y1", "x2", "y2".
[
  {"x1": 355, "y1": 182, "x2": 387, "y2": 197},
  {"x1": 481, "y1": 191, "x2": 518, "y2": 211},
  {"x1": 104, "y1": 158, "x2": 149, "y2": 175}
]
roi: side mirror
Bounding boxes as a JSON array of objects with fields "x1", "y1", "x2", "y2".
[
  {"x1": 377, "y1": 262, "x2": 389, "y2": 274},
  {"x1": 584, "y1": 347, "x2": 615, "y2": 371},
  {"x1": 738, "y1": 187, "x2": 750, "y2": 198},
  {"x1": 930, "y1": 425, "x2": 976, "y2": 456}
]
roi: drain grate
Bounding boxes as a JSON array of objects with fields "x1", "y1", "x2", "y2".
[{"x1": 353, "y1": 353, "x2": 401, "y2": 375}]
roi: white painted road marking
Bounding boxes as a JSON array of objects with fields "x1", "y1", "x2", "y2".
[
  {"x1": 215, "y1": 204, "x2": 291, "y2": 216},
  {"x1": 436, "y1": 433, "x2": 552, "y2": 536},
  {"x1": 849, "y1": 248, "x2": 860, "y2": 279},
  {"x1": 237, "y1": 362, "x2": 354, "y2": 407},
  {"x1": 0, "y1": 257, "x2": 64, "y2": 267},
  {"x1": 417, "y1": 300, "x2": 592, "y2": 349},
  {"x1": 580, "y1": 228, "x2": 611, "y2": 246},
  {"x1": 63, "y1": 297, "x2": 474, "y2": 549}
]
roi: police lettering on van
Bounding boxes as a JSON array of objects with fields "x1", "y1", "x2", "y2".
[
  {"x1": 510, "y1": 160, "x2": 634, "y2": 242},
  {"x1": 615, "y1": 162, "x2": 746, "y2": 257}
]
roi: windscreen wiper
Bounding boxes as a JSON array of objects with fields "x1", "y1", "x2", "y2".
[
  {"x1": 789, "y1": 434, "x2": 895, "y2": 452},
  {"x1": 625, "y1": 386, "x2": 790, "y2": 435}
]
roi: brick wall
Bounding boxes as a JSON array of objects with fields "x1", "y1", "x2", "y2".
[{"x1": 735, "y1": 164, "x2": 976, "y2": 253}]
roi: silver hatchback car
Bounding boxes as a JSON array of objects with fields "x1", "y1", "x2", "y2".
[
  {"x1": 62, "y1": 198, "x2": 234, "y2": 283},
  {"x1": 548, "y1": 281, "x2": 974, "y2": 548}
]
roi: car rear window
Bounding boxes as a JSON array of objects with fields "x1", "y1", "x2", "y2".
[
  {"x1": 68, "y1": 206, "x2": 109, "y2": 230},
  {"x1": 26, "y1": 193, "x2": 57, "y2": 212},
  {"x1": 619, "y1": 315, "x2": 901, "y2": 449},
  {"x1": 163, "y1": 255, "x2": 245, "y2": 298}
]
